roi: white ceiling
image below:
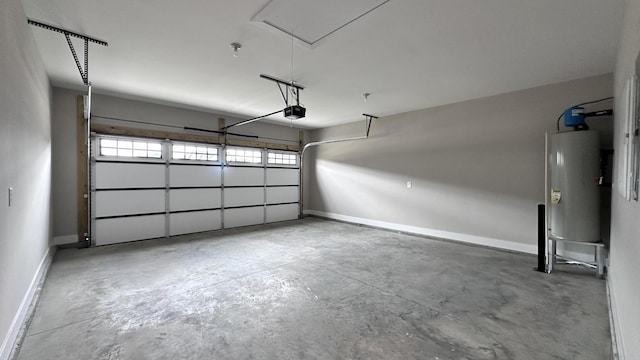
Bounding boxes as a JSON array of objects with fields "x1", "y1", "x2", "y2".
[{"x1": 22, "y1": 0, "x2": 624, "y2": 129}]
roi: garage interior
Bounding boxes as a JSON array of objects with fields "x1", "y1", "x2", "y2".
[{"x1": 1, "y1": 0, "x2": 640, "y2": 359}]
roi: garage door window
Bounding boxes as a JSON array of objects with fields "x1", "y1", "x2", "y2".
[
  {"x1": 99, "y1": 137, "x2": 162, "y2": 159},
  {"x1": 225, "y1": 147, "x2": 263, "y2": 164},
  {"x1": 172, "y1": 143, "x2": 218, "y2": 161},
  {"x1": 267, "y1": 151, "x2": 297, "y2": 166}
]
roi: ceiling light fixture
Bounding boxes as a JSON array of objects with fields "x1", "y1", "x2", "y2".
[{"x1": 230, "y1": 42, "x2": 242, "y2": 57}]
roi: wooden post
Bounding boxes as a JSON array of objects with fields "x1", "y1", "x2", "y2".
[{"x1": 218, "y1": 118, "x2": 226, "y2": 145}]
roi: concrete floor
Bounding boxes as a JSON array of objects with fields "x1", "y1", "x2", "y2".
[{"x1": 15, "y1": 218, "x2": 611, "y2": 360}]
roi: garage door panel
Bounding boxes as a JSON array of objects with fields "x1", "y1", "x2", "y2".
[
  {"x1": 96, "y1": 162, "x2": 165, "y2": 189},
  {"x1": 170, "y1": 188, "x2": 221, "y2": 211},
  {"x1": 93, "y1": 137, "x2": 301, "y2": 246},
  {"x1": 170, "y1": 210, "x2": 221, "y2": 236},
  {"x1": 225, "y1": 207, "x2": 263, "y2": 228},
  {"x1": 266, "y1": 168, "x2": 298, "y2": 186},
  {"x1": 266, "y1": 187, "x2": 299, "y2": 204},
  {"x1": 225, "y1": 167, "x2": 263, "y2": 186},
  {"x1": 95, "y1": 215, "x2": 165, "y2": 245},
  {"x1": 267, "y1": 204, "x2": 299, "y2": 223},
  {"x1": 169, "y1": 165, "x2": 222, "y2": 187},
  {"x1": 225, "y1": 187, "x2": 264, "y2": 207},
  {"x1": 96, "y1": 190, "x2": 165, "y2": 217}
]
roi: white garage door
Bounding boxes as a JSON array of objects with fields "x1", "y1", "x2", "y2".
[{"x1": 91, "y1": 135, "x2": 299, "y2": 246}]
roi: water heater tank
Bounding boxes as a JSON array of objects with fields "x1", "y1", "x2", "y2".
[{"x1": 548, "y1": 130, "x2": 600, "y2": 243}]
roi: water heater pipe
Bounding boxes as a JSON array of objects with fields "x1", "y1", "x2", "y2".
[{"x1": 555, "y1": 97, "x2": 613, "y2": 131}]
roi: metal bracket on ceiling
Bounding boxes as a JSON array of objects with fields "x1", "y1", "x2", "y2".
[
  {"x1": 260, "y1": 74, "x2": 304, "y2": 107},
  {"x1": 363, "y1": 113, "x2": 378, "y2": 137},
  {"x1": 27, "y1": 19, "x2": 108, "y2": 86}
]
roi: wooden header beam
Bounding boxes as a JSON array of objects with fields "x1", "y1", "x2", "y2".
[{"x1": 90, "y1": 123, "x2": 300, "y2": 152}]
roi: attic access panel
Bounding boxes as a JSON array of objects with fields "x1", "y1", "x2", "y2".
[{"x1": 252, "y1": 0, "x2": 389, "y2": 46}]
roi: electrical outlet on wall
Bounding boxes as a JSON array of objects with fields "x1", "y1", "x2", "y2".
[{"x1": 406, "y1": 181, "x2": 412, "y2": 189}]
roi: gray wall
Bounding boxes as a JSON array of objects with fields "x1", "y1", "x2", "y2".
[
  {"x1": 0, "y1": 1, "x2": 52, "y2": 358},
  {"x1": 610, "y1": 0, "x2": 640, "y2": 356},
  {"x1": 52, "y1": 88, "x2": 305, "y2": 242},
  {"x1": 305, "y1": 74, "x2": 613, "y2": 255}
]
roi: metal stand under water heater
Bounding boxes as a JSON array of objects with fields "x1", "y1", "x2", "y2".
[{"x1": 545, "y1": 105, "x2": 611, "y2": 278}]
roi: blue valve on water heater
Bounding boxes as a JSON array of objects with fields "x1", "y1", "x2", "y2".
[{"x1": 564, "y1": 106, "x2": 586, "y2": 128}]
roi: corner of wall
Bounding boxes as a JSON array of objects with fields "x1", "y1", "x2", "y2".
[
  {"x1": 0, "y1": 0, "x2": 54, "y2": 358},
  {"x1": 52, "y1": 235, "x2": 78, "y2": 246},
  {"x1": 608, "y1": 0, "x2": 640, "y2": 358}
]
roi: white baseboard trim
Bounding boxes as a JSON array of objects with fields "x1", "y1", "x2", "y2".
[
  {"x1": 0, "y1": 246, "x2": 55, "y2": 360},
  {"x1": 607, "y1": 274, "x2": 625, "y2": 360},
  {"x1": 52, "y1": 234, "x2": 77, "y2": 246},
  {"x1": 304, "y1": 210, "x2": 538, "y2": 255}
]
